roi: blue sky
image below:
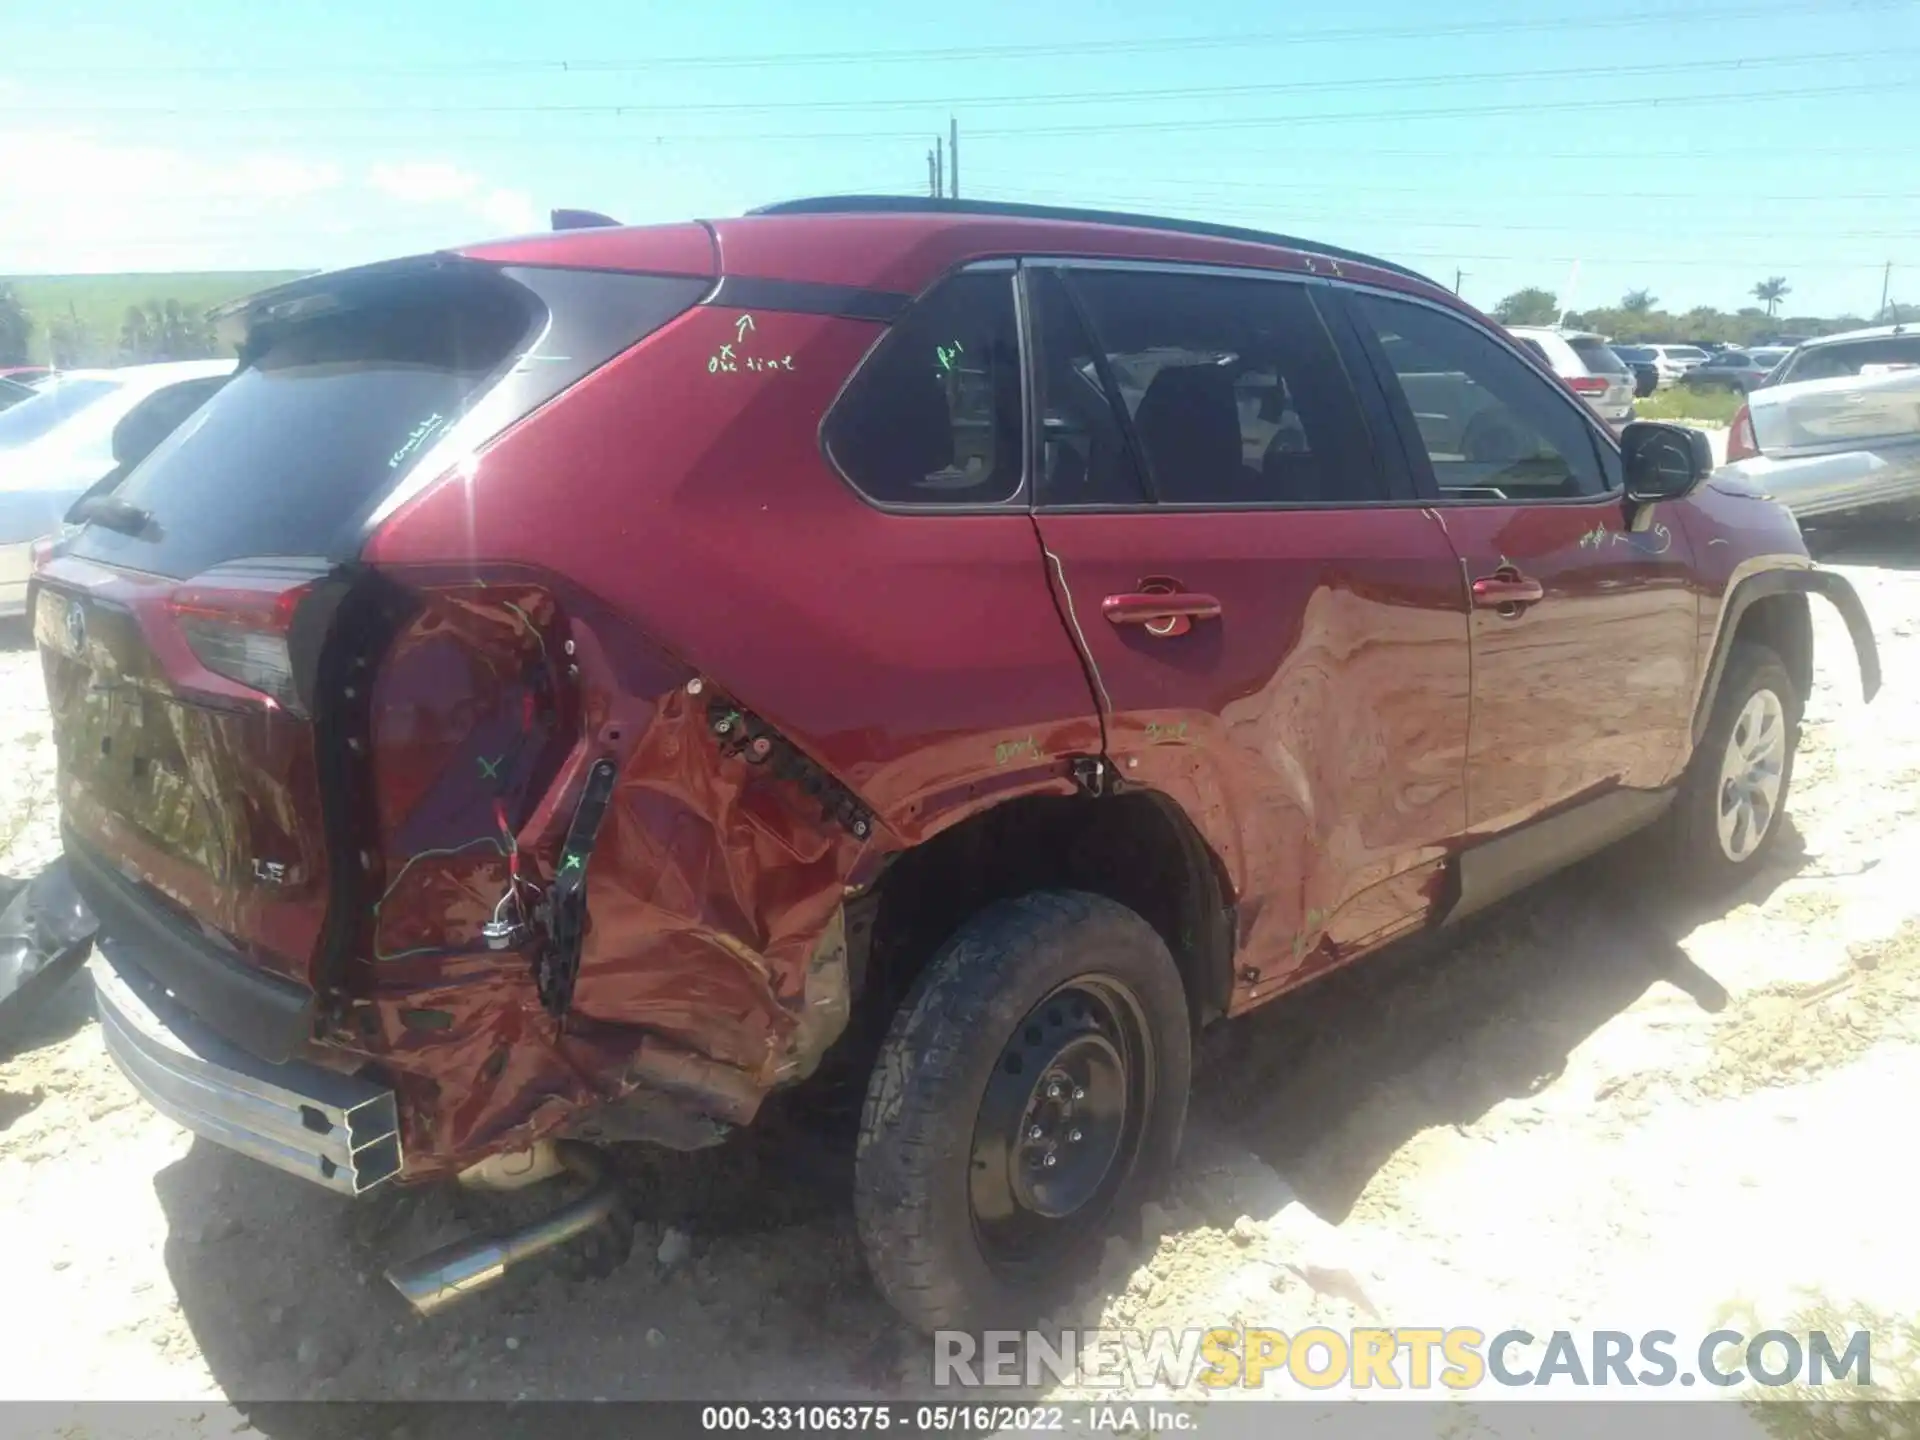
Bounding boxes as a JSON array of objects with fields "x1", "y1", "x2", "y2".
[{"x1": 1, "y1": 0, "x2": 1913, "y2": 317}]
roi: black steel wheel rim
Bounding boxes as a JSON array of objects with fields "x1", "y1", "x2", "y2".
[{"x1": 968, "y1": 975, "x2": 1154, "y2": 1268}]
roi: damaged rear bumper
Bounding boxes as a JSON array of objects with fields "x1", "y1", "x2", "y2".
[{"x1": 91, "y1": 940, "x2": 403, "y2": 1195}]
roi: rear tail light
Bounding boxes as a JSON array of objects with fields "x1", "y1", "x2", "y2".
[
  {"x1": 1727, "y1": 404, "x2": 1761, "y2": 463},
  {"x1": 165, "y1": 569, "x2": 318, "y2": 713},
  {"x1": 1566, "y1": 375, "x2": 1609, "y2": 397},
  {"x1": 29, "y1": 536, "x2": 57, "y2": 574}
]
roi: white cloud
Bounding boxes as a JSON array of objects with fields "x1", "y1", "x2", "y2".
[
  {"x1": 478, "y1": 186, "x2": 540, "y2": 235},
  {"x1": 368, "y1": 160, "x2": 479, "y2": 206},
  {"x1": 0, "y1": 132, "x2": 538, "y2": 272},
  {"x1": 368, "y1": 161, "x2": 540, "y2": 237}
]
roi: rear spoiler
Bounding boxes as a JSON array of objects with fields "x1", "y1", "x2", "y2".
[
  {"x1": 550, "y1": 208, "x2": 620, "y2": 231},
  {"x1": 208, "y1": 254, "x2": 508, "y2": 358}
]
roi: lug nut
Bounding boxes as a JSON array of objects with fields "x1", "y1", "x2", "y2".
[
  {"x1": 1043, "y1": 1154, "x2": 1058, "y2": 1168},
  {"x1": 1046, "y1": 1083, "x2": 1063, "y2": 1100},
  {"x1": 1073, "y1": 1087, "x2": 1086, "y2": 1101},
  {"x1": 1027, "y1": 1125, "x2": 1043, "y2": 1141},
  {"x1": 1069, "y1": 1128, "x2": 1083, "y2": 1143},
  {"x1": 686, "y1": 677, "x2": 705, "y2": 696}
]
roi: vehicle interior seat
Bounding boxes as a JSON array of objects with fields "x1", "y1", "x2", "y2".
[{"x1": 1133, "y1": 364, "x2": 1263, "y2": 503}]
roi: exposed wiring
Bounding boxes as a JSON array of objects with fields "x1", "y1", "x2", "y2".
[
  {"x1": 370, "y1": 603, "x2": 557, "y2": 963},
  {"x1": 502, "y1": 601, "x2": 546, "y2": 661},
  {"x1": 370, "y1": 833, "x2": 514, "y2": 963}
]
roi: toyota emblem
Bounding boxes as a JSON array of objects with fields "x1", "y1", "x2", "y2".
[{"x1": 64, "y1": 598, "x2": 87, "y2": 652}]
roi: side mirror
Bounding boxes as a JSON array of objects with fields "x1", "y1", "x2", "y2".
[{"x1": 1621, "y1": 421, "x2": 1713, "y2": 504}]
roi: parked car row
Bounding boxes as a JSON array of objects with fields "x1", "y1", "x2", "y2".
[{"x1": 0, "y1": 360, "x2": 235, "y2": 616}]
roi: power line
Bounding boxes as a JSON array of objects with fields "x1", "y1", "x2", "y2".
[
  {"x1": 21, "y1": 79, "x2": 1902, "y2": 147},
  {"x1": 967, "y1": 170, "x2": 1920, "y2": 205},
  {"x1": 959, "y1": 79, "x2": 1900, "y2": 139},
  {"x1": 11, "y1": 0, "x2": 1895, "y2": 76},
  {"x1": 12, "y1": 48, "x2": 1899, "y2": 117}
]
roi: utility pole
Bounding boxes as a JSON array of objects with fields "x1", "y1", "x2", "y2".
[
  {"x1": 1453, "y1": 269, "x2": 1467, "y2": 297},
  {"x1": 1881, "y1": 260, "x2": 1893, "y2": 320},
  {"x1": 927, "y1": 148, "x2": 939, "y2": 198},
  {"x1": 949, "y1": 117, "x2": 959, "y2": 199},
  {"x1": 935, "y1": 137, "x2": 944, "y2": 201}
]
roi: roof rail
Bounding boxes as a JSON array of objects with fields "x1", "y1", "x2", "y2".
[{"x1": 747, "y1": 194, "x2": 1434, "y2": 287}]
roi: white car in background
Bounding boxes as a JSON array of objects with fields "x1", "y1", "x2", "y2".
[
  {"x1": 1506, "y1": 326, "x2": 1637, "y2": 425},
  {"x1": 0, "y1": 360, "x2": 234, "y2": 618},
  {"x1": 1717, "y1": 324, "x2": 1920, "y2": 529},
  {"x1": 1640, "y1": 343, "x2": 1712, "y2": 384}
]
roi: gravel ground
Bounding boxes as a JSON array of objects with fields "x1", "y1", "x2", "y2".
[{"x1": 2, "y1": 526, "x2": 1918, "y2": 1431}]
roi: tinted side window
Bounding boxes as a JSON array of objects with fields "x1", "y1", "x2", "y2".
[
  {"x1": 1048, "y1": 269, "x2": 1379, "y2": 506},
  {"x1": 824, "y1": 272, "x2": 1022, "y2": 506},
  {"x1": 1352, "y1": 292, "x2": 1607, "y2": 500}
]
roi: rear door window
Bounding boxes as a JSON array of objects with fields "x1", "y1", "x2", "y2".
[
  {"x1": 823, "y1": 271, "x2": 1024, "y2": 506},
  {"x1": 1036, "y1": 267, "x2": 1381, "y2": 506},
  {"x1": 67, "y1": 265, "x2": 707, "y2": 578}
]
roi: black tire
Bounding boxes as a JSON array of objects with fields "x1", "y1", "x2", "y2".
[
  {"x1": 1665, "y1": 643, "x2": 1800, "y2": 888},
  {"x1": 855, "y1": 890, "x2": 1190, "y2": 1334}
]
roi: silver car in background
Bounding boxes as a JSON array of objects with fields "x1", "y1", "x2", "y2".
[
  {"x1": 0, "y1": 361, "x2": 234, "y2": 617},
  {"x1": 1716, "y1": 325, "x2": 1920, "y2": 527}
]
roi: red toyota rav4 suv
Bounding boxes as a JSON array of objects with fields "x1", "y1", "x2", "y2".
[{"x1": 33, "y1": 197, "x2": 1878, "y2": 1335}]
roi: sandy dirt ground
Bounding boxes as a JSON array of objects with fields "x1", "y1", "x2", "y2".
[{"x1": 2, "y1": 522, "x2": 1917, "y2": 1435}]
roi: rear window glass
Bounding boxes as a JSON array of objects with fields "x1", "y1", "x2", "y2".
[
  {"x1": 0, "y1": 378, "x2": 120, "y2": 448},
  {"x1": 1781, "y1": 336, "x2": 1920, "y2": 384},
  {"x1": 68, "y1": 278, "x2": 533, "y2": 579},
  {"x1": 823, "y1": 272, "x2": 1023, "y2": 506},
  {"x1": 1613, "y1": 346, "x2": 1654, "y2": 363},
  {"x1": 1569, "y1": 338, "x2": 1628, "y2": 374},
  {"x1": 67, "y1": 266, "x2": 710, "y2": 579}
]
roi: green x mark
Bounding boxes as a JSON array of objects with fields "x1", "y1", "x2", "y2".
[{"x1": 477, "y1": 754, "x2": 503, "y2": 781}]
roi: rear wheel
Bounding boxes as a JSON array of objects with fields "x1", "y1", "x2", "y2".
[
  {"x1": 1666, "y1": 643, "x2": 1799, "y2": 887},
  {"x1": 854, "y1": 891, "x2": 1190, "y2": 1333}
]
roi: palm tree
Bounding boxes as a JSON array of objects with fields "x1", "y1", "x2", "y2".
[
  {"x1": 118, "y1": 299, "x2": 218, "y2": 362},
  {"x1": 1752, "y1": 277, "x2": 1791, "y2": 318},
  {"x1": 1621, "y1": 289, "x2": 1657, "y2": 313}
]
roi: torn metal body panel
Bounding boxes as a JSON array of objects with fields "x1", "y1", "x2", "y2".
[{"x1": 322, "y1": 585, "x2": 883, "y2": 1178}]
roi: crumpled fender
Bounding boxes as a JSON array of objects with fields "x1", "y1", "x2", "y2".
[{"x1": 1693, "y1": 562, "x2": 1880, "y2": 745}]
